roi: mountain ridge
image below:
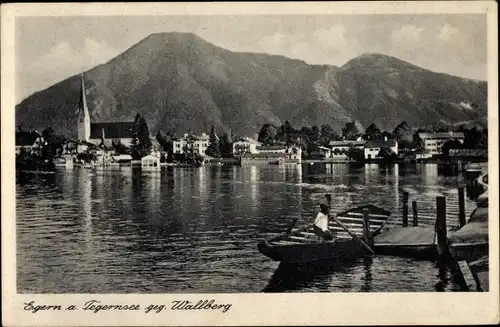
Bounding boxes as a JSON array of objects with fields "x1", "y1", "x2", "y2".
[{"x1": 16, "y1": 32, "x2": 488, "y2": 138}]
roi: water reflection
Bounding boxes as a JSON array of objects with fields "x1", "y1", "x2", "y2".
[
  {"x1": 364, "y1": 163, "x2": 380, "y2": 184},
  {"x1": 81, "y1": 170, "x2": 92, "y2": 251},
  {"x1": 361, "y1": 256, "x2": 373, "y2": 292},
  {"x1": 250, "y1": 165, "x2": 259, "y2": 203},
  {"x1": 284, "y1": 164, "x2": 302, "y2": 183},
  {"x1": 422, "y1": 164, "x2": 438, "y2": 185},
  {"x1": 263, "y1": 258, "x2": 360, "y2": 292},
  {"x1": 16, "y1": 164, "x2": 473, "y2": 293}
]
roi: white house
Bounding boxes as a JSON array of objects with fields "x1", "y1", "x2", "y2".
[
  {"x1": 141, "y1": 153, "x2": 161, "y2": 168},
  {"x1": 232, "y1": 137, "x2": 262, "y2": 157},
  {"x1": 418, "y1": 132, "x2": 465, "y2": 155},
  {"x1": 173, "y1": 133, "x2": 210, "y2": 155},
  {"x1": 285, "y1": 146, "x2": 302, "y2": 162},
  {"x1": 317, "y1": 146, "x2": 333, "y2": 158},
  {"x1": 364, "y1": 138, "x2": 398, "y2": 160},
  {"x1": 328, "y1": 140, "x2": 365, "y2": 160}
]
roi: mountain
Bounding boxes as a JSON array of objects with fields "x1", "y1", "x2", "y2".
[{"x1": 16, "y1": 32, "x2": 488, "y2": 138}]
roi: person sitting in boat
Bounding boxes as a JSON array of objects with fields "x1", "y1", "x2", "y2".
[{"x1": 313, "y1": 203, "x2": 334, "y2": 241}]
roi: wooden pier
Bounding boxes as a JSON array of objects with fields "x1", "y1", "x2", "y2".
[
  {"x1": 361, "y1": 185, "x2": 488, "y2": 292},
  {"x1": 373, "y1": 226, "x2": 436, "y2": 259},
  {"x1": 370, "y1": 187, "x2": 471, "y2": 259}
]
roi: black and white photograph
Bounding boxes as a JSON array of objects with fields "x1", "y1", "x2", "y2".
[{"x1": 2, "y1": 2, "x2": 498, "y2": 326}]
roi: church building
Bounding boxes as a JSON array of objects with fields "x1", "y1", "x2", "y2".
[{"x1": 77, "y1": 74, "x2": 134, "y2": 152}]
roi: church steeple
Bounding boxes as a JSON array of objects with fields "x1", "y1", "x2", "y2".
[{"x1": 77, "y1": 74, "x2": 91, "y2": 142}]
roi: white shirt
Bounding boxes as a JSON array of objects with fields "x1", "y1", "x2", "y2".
[{"x1": 314, "y1": 212, "x2": 329, "y2": 231}]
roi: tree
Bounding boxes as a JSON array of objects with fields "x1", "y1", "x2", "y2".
[
  {"x1": 412, "y1": 131, "x2": 425, "y2": 153},
  {"x1": 441, "y1": 139, "x2": 463, "y2": 156},
  {"x1": 342, "y1": 121, "x2": 360, "y2": 140},
  {"x1": 463, "y1": 127, "x2": 487, "y2": 149},
  {"x1": 138, "y1": 116, "x2": 152, "y2": 155},
  {"x1": 277, "y1": 120, "x2": 297, "y2": 145},
  {"x1": 156, "y1": 130, "x2": 174, "y2": 158},
  {"x1": 219, "y1": 133, "x2": 233, "y2": 158},
  {"x1": 258, "y1": 124, "x2": 277, "y2": 145},
  {"x1": 42, "y1": 127, "x2": 55, "y2": 141},
  {"x1": 40, "y1": 127, "x2": 66, "y2": 159},
  {"x1": 309, "y1": 125, "x2": 320, "y2": 144},
  {"x1": 479, "y1": 128, "x2": 488, "y2": 149},
  {"x1": 393, "y1": 121, "x2": 412, "y2": 142},
  {"x1": 363, "y1": 123, "x2": 382, "y2": 141},
  {"x1": 205, "y1": 126, "x2": 221, "y2": 158},
  {"x1": 156, "y1": 131, "x2": 168, "y2": 151},
  {"x1": 347, "y1": 144, "x2": 364, "y2": 161},
  {"x1": 150, "y1": 134, "x2": 162, "y2": 152},
  {"x1": 131, "y1": 114, "x2": 152, "y2": 159},
  {"x1": 131, "y1": 113, "x2": 141, "y2": 150},
  {"x1": 113, "y1": 140, "x2": 130, "y2": 155},
  {"x1": 319, "y1": 124, "x2": 335, "y2": 146},
  {"x1": 377, "y1": 147, "x2": 397, "y2": 161},
  {"x1": 398, "y1": 139, "x2": 413, "y2": 150}
]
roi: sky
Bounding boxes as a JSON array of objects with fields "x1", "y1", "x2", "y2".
[{"x1": 16, "y1": 14, "x2": 487, "y2": 103}]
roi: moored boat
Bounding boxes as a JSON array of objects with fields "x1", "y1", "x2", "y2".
[{"x1": 258, "y1": 204, "x2": 391, "y2": 263}]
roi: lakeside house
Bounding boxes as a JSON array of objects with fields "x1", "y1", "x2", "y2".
[
  {"x1": 141, "y1": 152, "x2": 161, "y2": 168},
  {"x1": 241, "y1": 143, "x2": 302, "y2": 164},
  {"x1": 15, "y1": 130, "x2": 45, "y2": 155},
  {"x1": 364, "y1": 138, "x2": 398, "y2": 160},
  {"x1": 232, "y1": 137, "x2": 262, "y2": 157},
  {"x1": 419, "y1": 132, "x2": 465, "y2": 155},
  {"x1": 173, "y1": 133, "x2": 210, "y2": 155},
  {"x1": 328, "y1": 139, "x2": 366, "y2": 160}
]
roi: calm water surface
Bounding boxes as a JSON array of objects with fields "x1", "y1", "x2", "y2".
[{"x1": 17, "y1": 163, "x2": 475, "y2": 293}]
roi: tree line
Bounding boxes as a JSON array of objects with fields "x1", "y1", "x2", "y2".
[{"x1": 16, "y1": 117, "x2": 488, "y2": 164}]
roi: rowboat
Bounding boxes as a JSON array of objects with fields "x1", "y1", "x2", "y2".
[{"x1": 257, "y1": 204, "x2": 391, "y2": 263}]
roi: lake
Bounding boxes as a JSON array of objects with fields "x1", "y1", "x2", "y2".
[{"x1": 16, "y1": 163, "x2": 476, "y2": 293}]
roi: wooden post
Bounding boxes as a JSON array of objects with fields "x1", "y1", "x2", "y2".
[
  {"x1": 402, "y1": 191, "x2": 409, "y2": 227},
  {"x1": 458, "y1": 186, "x2": 466, "y2": 227},
  {"x1": 435, "y1": 196, "x2": 448, "y2": 257},
  {"x1": 412, "y1": 200, "x2": 418, "y2": 226},
  {"x1": 325, "y1": 194, "x2": 332, "y2": 213},
  {"x1": 362, "y1": 208, "x2": 373, "y2": 247}
]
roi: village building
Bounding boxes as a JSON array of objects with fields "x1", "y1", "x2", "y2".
[
  {"x1": 241, "y1": 144, "x2": 302, "y2": 164},
  {"x1": 172, "y1": 133, "x2": 210, "y2": 155},
  {"x1": 418, "y1": 132, "x2": 465, "y2": 155},
  {"x1": 141, "y1": 152, "x2": 161, "y2": 168},
  {"x1": 364, "y1": 138, "x2": 398, "y2": 160},
  {"x1": 15, "y1": 130, "x2": 45, "y2": 155},
  {"x1": 232, "y1": 137, "x2": 262, "y2": 157},
  {"x1": 254, "y1": 145, "x2": 287, "y2": 154},
  {"x1": 327, "y1": 140, "x2": 366, "y2": 160},
  {"x1": 77, "y1": 74, "x2": 134, "y2": 152},
  {"x1": 113, "y1": 154, "x2": 134, "y2": 165}
]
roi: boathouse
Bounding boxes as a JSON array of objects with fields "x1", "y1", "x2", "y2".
[{"x1": 141, "y1": 153, "x2": 161, "y2": 168}]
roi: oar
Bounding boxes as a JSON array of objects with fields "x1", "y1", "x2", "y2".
[
  {"x1": 325, "y1": 194, "x2": 375, "y2": 255},
  {"x1": 285, "y1": 218, "x2": 299, "y2": 234}
]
